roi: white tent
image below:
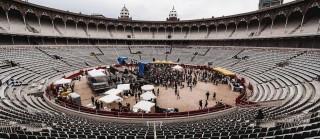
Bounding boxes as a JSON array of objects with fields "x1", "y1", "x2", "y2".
[
  {"x1": 141, "y1": 85, "x2": 154, "y2": 91},
  {"x1": 172, "y1": 65, "x2": 183, "y2": 71},
  {"x1": 68, "y1": 92, "x2": 80, "y2": 98},
  {"x1": 133, "y1": 101, "x2": 155, "y2": 113},
  {"x1": 54, "y1": 78, "x2": 72, "y2": 85},
  {"x1": 141, "y1": 91, "x2": 157, "y2": 101},
  {"x1": 88, "y1": 69, "x2": 106, "y2": 77},
  {"x1": 103, "y1": 88, "x2": 123, "y2": 96},
  {"x1": 99, "y1": 95, "x2": 123, "y2": 104},
  {"x1": 117, "y1": 84, "x2": 130, "y2": 91}
]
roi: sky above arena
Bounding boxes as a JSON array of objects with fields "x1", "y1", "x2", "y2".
[{"x1": 28, "y1": 0, "x2": 296, "y2": 21}]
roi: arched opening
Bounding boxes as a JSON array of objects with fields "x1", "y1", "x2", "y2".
[
  {"x1": 133, "y1": 26, "x2": 142, "y2": 38},
  {"x1": 150, "y1": 27, "x2": 156, "y2": 38},
  {"x1": 66, "y1": 19, "x2": 76, "y2": 37},
  {"x1": 97, "y1": 24, "x2": 107, "y2": 38},
  {"x1": 8, "y1": 7, "x2": 25, "y2": 33},
  {"x1": 107, "y1": 24, "x2": 116, "y2": 38},
  {"x1": 39, "y1": 15, "x2": 52, "y2": 35},
  {"x1": 286, "y1": 10, "x2": 303, "y2": 34},
  {"x1": 173, "y1": 26, "x2": 182, "y2": 39},
  {"x1": 189, "y1": 26, "x2": 198, "y2": 38},
  {"x1": 53, "y1": 17, "x2": 65, "y2": 35},
  {"x1": 166, "y1": 27, "x2": 173, "y2": 39},
  {"x1": 234, "y1": 21, "x2": 247, "y2": 38},
  {"x1": 77, "y1": 21, "x2": 88, "y2": 37},
  {"x1": 226, "y1": 22, "x2": 236, "y2": 37},
  {"x1": 87, "y1": 22, "x2": 97, "y2": 37},
  {"x1": 259, "y1": 16, "x2": 272, "y2": 36},
  {"x1": 216, "y1": 24, "x2": 226, "y2": 38},
  {"x1": 116, "y1": 25, "x2": 124, "y2": 38},
  {"x1": 272, "y1": 13, "x2": 286, "y2": 35},
  {"x1": 199, "y1": 25, "x2": 207, "y2": 39},
  {"x1": 25, "y1": 11, "x2": 40, "y2": 33},
  {"x1": 301, "y1": 6, "x2": 320, "y2": 34},
  {"x1": 207, "y1": 25, "x2": 216, "y2": 38},
  {"x1": 182, "y1": 26, "x2": 189, "y2": 38},
  {"x1": 125, "y1": 26, "x2": 133, "y2": 38},
  {"x1": 247, "y1": 19, "x2": 259, "y2": 37},
  {"x1": 158, "y1": 27, "x2": 166, "y2": 39},
  {"x1": 0, "y1": 8, "x2": 9, "y2": 31}
]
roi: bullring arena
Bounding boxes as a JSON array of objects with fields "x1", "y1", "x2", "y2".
[{"x1": 0, "y1": 0, "x2": 320, "y2": 139}]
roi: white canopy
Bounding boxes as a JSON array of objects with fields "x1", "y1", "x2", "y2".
[
  {"x1": 141, "y1": 85, "x2": 154, "y2": 91},
  {"x1": 99, "y1": 95, "x2": 123, "y2": 104},
  {"x1": 103, "y1": 88, "x2": 123, "y2": 96},
  {"x1": 133, "y1": 101, "x2": 155, "y2": 113},
  {"x1": 141, "y1": 91, "x2": 157, "y2": 101},
  {"x1": 117, "y1": 84, "x2": 130, "y2": 91},
  {"x1": 68, "y1": 92, "x2": 80, "y2": 99},
  {"x1": 88, "y1": 69, "x2": 106, "y2": 77},
  {"x1": 172, "y1": 65, "x2": 183, "y2": 71},
  {"x1": 54, "y1": 78, "x2": 72, "y2": 85}
]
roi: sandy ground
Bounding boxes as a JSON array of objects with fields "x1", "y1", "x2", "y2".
[{"x1": 74, "y1": 76, "x2": 239, "y2": 112}]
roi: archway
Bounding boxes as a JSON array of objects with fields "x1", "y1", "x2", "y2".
[
  {"x1": 199, "y1": 25, "x2": 207, "y2": 39},
  {"x1": 8, "y1": 7, "x2": 25, "y2": 33},
  {"x1": 77, "y1": 21, "x2": 88, "y2": 37},
  {"x1": 66, "y1": 19, "x2": 76, "y2": 37},
  {"x1": 97, "y1": 24, "x2": 107, "y2": 38},
  {"x1": 207, "y1": 25, "x2": 216, "y2": 38},
  {"x1": 226, "y1": 22, "x2": 236, "y2": 38},
  {"x1": 247, "y1": 19, "x2": 259, "y2": 37},
  {"x1": 39, "y1": 14, "x2": 53, "y2": 35},
  {"x1": 125, "y1": 26, "x2": 133, "y2": 39},
  {"x1": 107, "y1": 24, "x2": 116, "y2": 38},
  {"x1": 216, "y1": 24, "x2": 226, "y2": 38},
  {"x1": 25, "y1": 11, "x2": 40, "y2": 33},
  {"x1": 53, "y1": 16, "x2": 65, "y2": 35},
  {"x1": 301, "y1": 5, "x2": 320, "y2": 34},
  {"x1": 272, "y1": 13, "x2": 286, "y2": 35},
  {"x1": 259, "y1": 16, "x2": 272, "y2": 36},
  {"x1": 116, "y1": 25, "x2": 124, "y2": 38},
  {"x1": 88, "y1": 22, "x2": 97, "y2": 37},
  {"x1": 235, "y1": 21, "x2": 247, "y2": 38}
]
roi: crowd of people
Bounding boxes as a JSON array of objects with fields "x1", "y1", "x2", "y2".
[
  {"x1": 60, "y1": 63, "x2": 230, "y2": 113},
  {"x1": 144, "y1": 64, "x2": 226, "y2": 110},
  {"x1": 91, "y1": 96, "x2": 104, "y2": 110}
]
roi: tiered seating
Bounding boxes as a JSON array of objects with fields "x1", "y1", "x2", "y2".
[{"x1": 0, "y1": 45, "x2": 319, "y2": 139}]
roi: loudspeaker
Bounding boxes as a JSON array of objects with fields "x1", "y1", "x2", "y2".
[
  {"x1": 177, "y1": 58, "x2": 180, "y2": 63},
  {"x1": 153, "y1": 58, "x2": 155, "y2": 61}
]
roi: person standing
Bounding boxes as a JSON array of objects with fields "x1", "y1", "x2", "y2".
[
  {"x1": 204, "y1": 100, "x2": 208, "y2": 109},
  {"x1": 205, "y1": 91, "x2": 210, "y2": 100},
  {"x1": 100, "y1": 101, "x2": 103, "y2": 109},
  {"x1": 199, "y1": 100, "x2": 202, "y2": 109},
  {"x1": 190, "y1": 85, "x2": 192, "y2": 92},
  {"x1": 177, "y1": 91, "x2": 180, "y2": 99},
  {"x1": 126, "y1": 103, "x2": 131, "y2": 111},
  {"x1": 157, "y1": 88, "x2": 160, "y2": 96},
  {"x1": 213, "y1": 92, "x2": 216, "y2": 100},
  {"x1": 118, "y1": 102, "x2": 122, "y2": 111},
  {"x1": 91, "y1": 96, "x2": 95, "y2": 105},
  {"x1": 138, "y1": 92, "x2": 141, "y2": 100}
]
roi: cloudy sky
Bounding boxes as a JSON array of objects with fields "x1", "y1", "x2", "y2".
[{"x1": 28, "y1": 0, "x2": 296, "y2": 21}]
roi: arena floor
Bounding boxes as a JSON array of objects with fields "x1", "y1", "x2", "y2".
[{"x1": 74, "y1": 77, "x2": 239, "y2": 112}]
